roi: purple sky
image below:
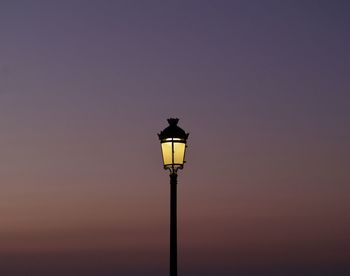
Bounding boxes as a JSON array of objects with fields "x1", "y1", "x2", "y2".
[{"x1": 1, "y1": 1, "x2": 350, "y2": 275}]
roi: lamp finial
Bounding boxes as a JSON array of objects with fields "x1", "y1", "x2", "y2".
[{"x1": 167, "y1": 118, "x2": 179, "y2": 126}]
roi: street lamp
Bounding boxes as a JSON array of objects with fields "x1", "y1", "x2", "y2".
[{"x1": 158, "y1": 118, "x2": 189, "y2": 276}]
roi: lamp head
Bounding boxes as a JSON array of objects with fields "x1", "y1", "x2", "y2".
[{"x1": 158, "y1": 118, "x2": 189, "y2": 173}]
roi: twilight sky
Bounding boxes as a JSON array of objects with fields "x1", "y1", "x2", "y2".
[{"x1": 1, "y1": 1, "x2": 350, "y2": 275}]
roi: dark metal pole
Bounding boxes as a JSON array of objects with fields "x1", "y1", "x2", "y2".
[{"x1": 170, "y1": 172, "x2": 177, "y2": 276}]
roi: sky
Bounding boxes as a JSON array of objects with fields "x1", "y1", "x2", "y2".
[{"x1": 0, "y1": 0, "x2": 350, "y2": 275}]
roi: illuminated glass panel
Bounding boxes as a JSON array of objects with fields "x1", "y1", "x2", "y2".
[
  {"x1": 173, "y1": 142, "x2": 186, "y2": 165},
  {"x1": 161, "y1": 142, "x2": 173, "y2": 166}
]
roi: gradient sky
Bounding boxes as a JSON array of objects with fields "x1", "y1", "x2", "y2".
[{"x1": 1, "y1": 1, "x2": 350, "y2": 275}]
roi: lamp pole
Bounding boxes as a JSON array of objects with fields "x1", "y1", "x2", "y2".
[
  {"x1": 158, "y1": 118, "x2": 189, "y2": 276},
  {"x1": 170, "y1": 172, "x2": 177, "y2": 276}
]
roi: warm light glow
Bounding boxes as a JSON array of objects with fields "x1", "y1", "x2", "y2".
[
  {"x1": 173, "y1": 142, "x2": 185, "y2": 164},
  {"x1": 161, "y1": 142, "x2": 173, "y2": 166},
  {"x1": 161, "y1": 138, "x2": 186, "y2": 168}
]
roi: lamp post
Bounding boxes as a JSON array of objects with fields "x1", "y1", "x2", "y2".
[{"x1": 158, "y1": 118, "x2": 189, "y2": 276}]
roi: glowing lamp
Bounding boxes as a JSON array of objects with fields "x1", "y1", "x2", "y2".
[{"x1": 158, "y1": 118, "x2": 189, "y2": 173}]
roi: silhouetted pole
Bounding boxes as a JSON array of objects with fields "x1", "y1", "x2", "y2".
[
  {"x1": 158, "y1": 118, "x2": 189, "y2": 276},
  {"x1": 170, "y1": 172, "x2": 177, "y2": 276}
]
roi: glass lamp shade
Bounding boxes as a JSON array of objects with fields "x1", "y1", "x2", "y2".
[
  {"x1": 158, "y1": 118, "x2": 189, "y2": 172},
  {"x1": 161, "y1": 138, "x2": 187, "y2": 170}
]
